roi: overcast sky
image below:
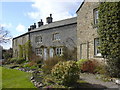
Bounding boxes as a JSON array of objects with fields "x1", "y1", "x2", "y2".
[{"x1": 0, "y1": 0, "x2": 83, "y2": 49}]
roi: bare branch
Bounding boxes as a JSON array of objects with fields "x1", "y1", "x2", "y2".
[{"x1": 0, "y1": 26, "x2": 11, "y2": 43}]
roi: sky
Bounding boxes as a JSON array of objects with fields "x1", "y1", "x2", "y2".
[{"x1": 0, "y1": 0, "x2": 83, "y2": 49}]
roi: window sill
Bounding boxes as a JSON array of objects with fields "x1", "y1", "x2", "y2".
[
  {"x1": 94, "y1": 55, "x2": 103, "y2": 58},
  {"x1": 52, "y1": 40, "x2": 60, "y2": 42}
]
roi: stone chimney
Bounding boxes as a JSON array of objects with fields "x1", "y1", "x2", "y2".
[
  {"x1": 38, "y1": 19, "x2": 43, "y2": 27},
  {"x1": 28, "y1": 28, "x2": 31, "y2": 31},
  {"x1": 46, "y1": 14, "x2": 53, "y2": 24},
  {"x1": 34, "y1": 23, "x2": 36, "y2": 28},
  {"x1": 30, "y1": 25, "x2": 34, "y2": 30}
]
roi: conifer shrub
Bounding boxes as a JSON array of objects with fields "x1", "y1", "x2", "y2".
[
  {"x1": 51, "y1": 61, "x2": 79, "y2": 85},
  {"x1": 98, "y1": 2, "x2": 120, "y2": 77}
]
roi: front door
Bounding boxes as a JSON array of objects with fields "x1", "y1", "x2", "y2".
[
  {"x1": 80, "y1": 43, "x2": 88, "y2": 59},
  {"x1": 49, "y1": 48, "x2": 54, "y2": 58},
  {"x1": 44, "y1": 48, "x2": 48, "y2": 60}
]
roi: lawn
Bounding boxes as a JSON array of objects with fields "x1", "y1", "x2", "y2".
[{"x1": 1, "y1": 66, "x2": 36, "y2": 88}]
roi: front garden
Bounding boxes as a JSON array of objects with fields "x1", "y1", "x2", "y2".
[{"x1": 2, "y1": 55, "x2": 119, "y2": 89}]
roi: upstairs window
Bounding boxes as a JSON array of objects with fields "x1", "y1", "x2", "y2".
[
  {"x1": 94, "y1": 38, "x2": 101, "y2": 56},
  {"x1": 53, "y1": 33, "x2": 60, "y2": 41},
  {"x1": 93, "y1": 8, "x2": 99, "y2": 25},
  {"x1": 36, "y1": 48, "x2": 43, "y2": 56},
  {"x1": 56, "y1": 47, "x2": 63, "y2": 56},
  {"x1": 35, "y1": 36, "x2": 42, "y2": 43}
]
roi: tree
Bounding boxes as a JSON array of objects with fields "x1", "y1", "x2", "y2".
[
  {"x1": 98, "y1": 2, "x2": 120, "y2": 77},
  {"x1": 0, "y1": 26, "x2": 11, "y2": 43}
]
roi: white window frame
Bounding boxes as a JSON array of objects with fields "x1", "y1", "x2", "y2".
[
  {"x1": 56, "y1": 47, "x2": 63, "y2": 56},
  {"x1": 94, "y1": 8, "x2": 99, "y2": 25},
  {"x1": 94, "y1": 38, "x2": 101, "y2": 56},
  {"x1": 36, "y1": 48, "x2": 43, "y2": 56}
]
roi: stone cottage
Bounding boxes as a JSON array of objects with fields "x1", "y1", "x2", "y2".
[
  {"x1": 13, "y1": 1, "x2": 105, "y2": 61},
  {"x1": 76, "y1": 1, "x2": 104, "y2": 62},
  {"x1": 13, "y1": 15, "x2": 77, "y2": 60}
]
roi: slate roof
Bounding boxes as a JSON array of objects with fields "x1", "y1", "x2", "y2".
[
  {"x1": 29, "y1": 17, "x2": 77, "y2": 33},
  {"x1": 13, "y1": 17, "x2": 77, "y2": 39}
]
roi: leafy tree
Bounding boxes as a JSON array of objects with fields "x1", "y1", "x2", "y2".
[{"x1": 98, "y1": 2, "x2": 120, "y2": 77}]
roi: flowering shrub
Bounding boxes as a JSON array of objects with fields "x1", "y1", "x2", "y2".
[
  {"x1": 51, "y1": 61, "x2": 79, "y2": 85},
  {"x1": 81, "y1": 60, "x2": 97, "y2": 73}
]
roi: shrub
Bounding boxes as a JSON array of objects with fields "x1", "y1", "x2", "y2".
[
  {"x1": 42, "y1": 56, "x2": 65, "y2": 74},
  {"x1": 98, "y1": 2, "x2": 120, "y2": 78},
  {"x1": 16, "y1": 58, "x2": 25, "y2": 64},
  {"x1": 81, "y1": 60, "x2": 97, "y2": 73},
  {"x1": 106, "y1": 61, "x2": 120, "y2": 78},
  {"x1": 76, "y1": 59, "x2": 88, "y2": 69},
  {"x1": 51, "y1": 61, "x2": 79, "y2": 85},
  {"x1": 62, "y1": 47, "x2": 77, "y2": 61},
  {"x1": 94, "y1": 64, "x2": 107, "y2": 74},
  {"x1": 23, "y1": 63, "x2": 31, "y2": 68},
  {"x1": 10, "y1": 58, "x2": 18, "y2": 63}
]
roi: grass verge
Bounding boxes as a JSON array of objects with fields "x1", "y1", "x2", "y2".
[{"x1": 1, "y1": 66, "x2": 36, "y2": 88}]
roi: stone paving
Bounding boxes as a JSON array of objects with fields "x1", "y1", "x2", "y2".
[{"x1": 80, "y1": 73, "x2": 119, "y2": 89}]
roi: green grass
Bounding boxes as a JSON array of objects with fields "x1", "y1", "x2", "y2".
[{"x1": 1, "y1": 66, "x2": 36, "y2": 88}]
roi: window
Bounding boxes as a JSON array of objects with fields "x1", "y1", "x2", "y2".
[
  {"x1": 36, "y1": 48, "x2": 43, "y2": 56},
  {"x1": 35, "y1": 36, "x2": 42, "y2": 43},
  {"x1": 93, "y1": 8, "x2": 99, "y2": 25},
  {"x1": 94, "y1": 38, "x2": 101, "y2": 56},
  {"x1": 56, "y1": 48, "x2": 63, "y2": 56},
  {"x1": 53, "y1": 33, "x2": 60, "y2": 41}
]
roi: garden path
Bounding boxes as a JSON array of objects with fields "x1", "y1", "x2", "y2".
[{"x1": 80, "y1": 73, "x2": 119, "y2": 88}]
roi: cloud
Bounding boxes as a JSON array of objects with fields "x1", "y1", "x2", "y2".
[
  {"x1": 27, "y1": 0, "x2": 83, "y2": 23},
  {"x1": 16, "y1": 24, "x2": 26, "y2": 32},
  {"x1": 1, "y1": 23, "x2": 12, "y2": 29}
]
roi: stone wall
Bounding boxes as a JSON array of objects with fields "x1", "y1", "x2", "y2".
[
  {"x1": 77, "y1": 2, "x2": 104, "y2": 62},
  {"x1": 30, "y1": 23, "x2": 77, "y2": 52},
  {"x1": 12, "y1": 34, "x2": 29, "y2": 57}
]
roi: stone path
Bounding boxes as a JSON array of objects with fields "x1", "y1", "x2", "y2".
[{"x1": 80, "y1": 73, "x2": 119, "y2": 88}]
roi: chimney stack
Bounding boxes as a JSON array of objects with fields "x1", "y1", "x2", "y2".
[
  {"x1": 34, "y1": 23, "x2": 36, "y2": 29},
  {"x1": 38, "y1": 19, "x2": 43, "y2": 27},
  {"x1": 46, "y1": 14, "x2": 53, "y2": 24},
  {"x1": 30, "y1": 25, "x2": 34, "y2": 30},
  {"x1": 28, "y1": 28, "x2": 31, "y2": 31}
]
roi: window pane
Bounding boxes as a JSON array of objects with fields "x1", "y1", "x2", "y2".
[{"x1": 94, "y1": 38, "x2": 101, "y2": 56}]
